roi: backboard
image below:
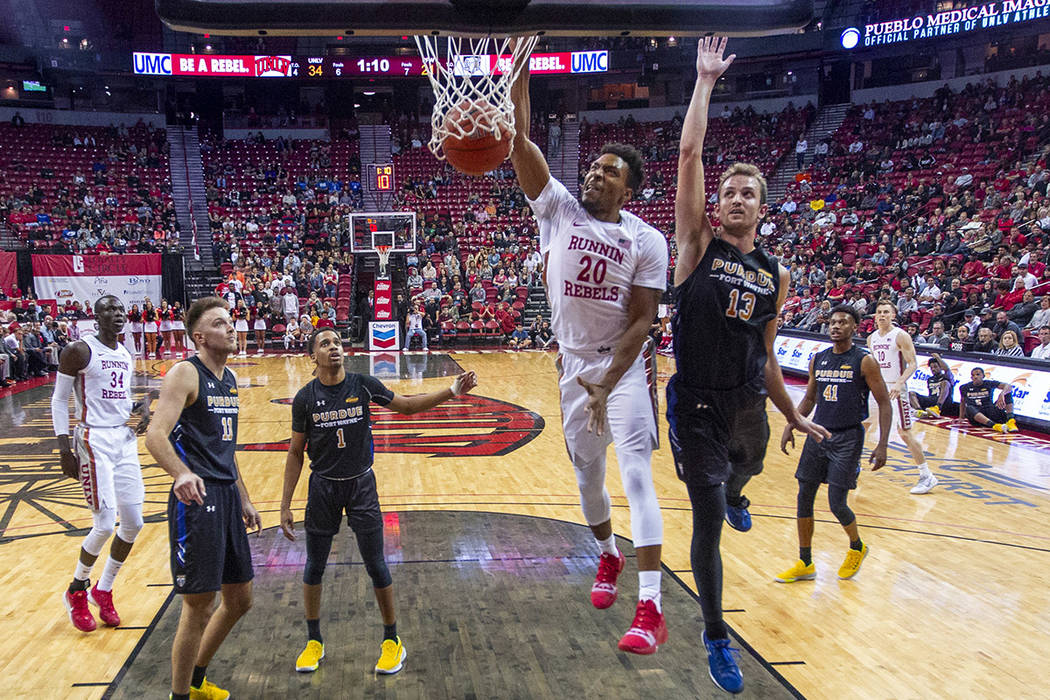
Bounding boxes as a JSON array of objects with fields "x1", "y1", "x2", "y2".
[
  {"x1": 349, "y1": 212, "x2": 417, "y2": 253},
  {"x1": 155, "y1": 0, "x2": 814, "y2": 37}
]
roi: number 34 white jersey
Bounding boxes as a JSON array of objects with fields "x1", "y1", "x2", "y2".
[
  {"x1": 74, "y1": 334, "x2": 135, "y2": 427},
  {"x1": 526, "y1": 177, "x2": 668, "y2": 354}
]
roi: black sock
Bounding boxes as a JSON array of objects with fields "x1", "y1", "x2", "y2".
[
  {"x1": 191, "y1": 665, "x2": 207, "y2": 689},
  {"x1": 68, "y1": 578, "x2": 89, "y2": 593},
  {"x1": 171, "y1": 694, "x2": 190, "y2": 700},
  {"x1": 799, "y1": 547, "x2": 812, "y2": 566},
  {"x1": 850, "y1": 539, "x2": 863, "y2": 552},
  {"x1": 383, "y1": 623, "x2": 397, "y2": 642},
  {"x1": 725, "y1": 494, "x2": 748, "y2": 509},
  {"x1": 307, "y1": 618, "x2": 322, "y2": 644}
]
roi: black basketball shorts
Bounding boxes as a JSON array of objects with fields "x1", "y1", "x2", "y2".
[
  {"x1": 795, "y1": 425, "x2": 865, "y2": 490},
  {"x1": 965, "y1": 404, "x2": 1008, "y2": 426},
  {"x1": 304, "y1": 469, "x2": 383, "y2": 537},
  {"x1": 666, "y1": 376, "x2": 770, "y2": 487},
  {"x1": 168, "y1": 480, "x2": 254, "y2": 594}
]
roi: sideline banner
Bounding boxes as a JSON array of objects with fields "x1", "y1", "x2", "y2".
[
  {"x1": 31, "y1": 254, "x2": 163, "y2": 311},
  {"x1": 0, "y1": 251, "x2": 15, "y2": 294},
  {"x1": 774, "y1": 332, "x2": 1050, "y2": 424},
  {"x1": 368, "y1": 321, "x2": 400, "y2": 351}
]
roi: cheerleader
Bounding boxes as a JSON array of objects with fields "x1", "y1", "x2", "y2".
[
  {"x1": 158, "y1": 299, "x2": 173, "y2": 356},
  {"x1": 171, "y1": 301, "x2": 186, "y2": 354},
  {"x1": 142, "y1": 299, "x2": 158, "y2": 358},
  {"x1": 127, "y1": 303, "x2": 143, "y2": 355},
  {"x1": 253, "y1": 304, "x2": 268, "y2": 355},
  {"x1": 234, "y1": 299, "x2": 250, "y2": 356}
]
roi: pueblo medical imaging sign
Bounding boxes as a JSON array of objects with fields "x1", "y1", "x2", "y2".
[{"x1": 843, "y1": 0, "x2": 1050, "y2": 49}]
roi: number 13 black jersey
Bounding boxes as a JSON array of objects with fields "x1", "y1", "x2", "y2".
[{"x1": 672, "y1": 237, "x2": 780, "y2": 391}]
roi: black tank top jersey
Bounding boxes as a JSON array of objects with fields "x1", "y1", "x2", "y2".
[
  {"x1": 291, "y1": 373, "x2": 394, "y2": 479},
  {"x1": 169, "y1": 355, "x2": 240, "y2": 482},
  {"x1": 672, "y1": 237, "x2": 780, "y2": 391},
  {"x1": 811, "y1": 345, "x2": 869, "y2": 430},
  {"x1": 927, "y1": 368, "x2": 954, "y2": 396},
  {"x1": 959, "y1": 380, "x2": 1006, "y2": 412}
]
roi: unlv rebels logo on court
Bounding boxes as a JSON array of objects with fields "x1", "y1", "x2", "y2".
[{"x1": 256, "y1": 394, "x2": 544, "y2": 457}]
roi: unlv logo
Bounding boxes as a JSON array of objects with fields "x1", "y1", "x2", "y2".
[
  {"x1": 247, "y1": 394, "x2": 544, "y2": 457},
  {"x1": 255, "y1": 55, "x2": 292, "y2": 77}
]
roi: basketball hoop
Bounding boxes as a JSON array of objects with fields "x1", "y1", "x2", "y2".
[
  {"x1": 414, "y1": 34, "x2": 539, "y2": 161},
  {"x1": 376, "y1": 245, "x2": 391, "y2": 277}
]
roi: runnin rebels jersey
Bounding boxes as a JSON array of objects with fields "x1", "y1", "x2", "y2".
[
  {"x1": 169, "y1": 356, "x2": 239, "y2": 482},
  {"x1": 291, "y1": 373, "x2": 394, "y2": 479},
  {"x1": 868, "y1": 327, "x2": 907, "y2": 384},
  {"x1": 811, "y1": 346, "x2": 869, "y2": 429},
  {"x1": 672, "y1": 238, "x2": 780, "y2": 391},
  {"x1": 527, "y1": 178, "x2": 668, "y2": 353},
  {"x1": 74, "y1": 334, "x2": 134, "y2": 427}
]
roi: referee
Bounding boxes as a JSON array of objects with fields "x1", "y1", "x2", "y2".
[
  {"x1": 281, "y1": 327, "x2": 477, "y2": 675},
  {"x1": 776, "y1": 305, "x2": 890, "y2": 583}
]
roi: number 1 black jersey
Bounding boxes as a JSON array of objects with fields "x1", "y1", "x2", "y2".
[
  {"x1": 291, "y1": 374, "x2": 394, "y2": 479},
  {"x1": 671, "y1": 237, "x2": 780, "y2": 391}
]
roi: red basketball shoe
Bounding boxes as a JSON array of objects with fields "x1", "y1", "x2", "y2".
[
  {"x1": 63, "y1": 588, "x2": 97, "y2": 632},
  {"x1": 89, "y1": 584, "x2": 121, "y2": 627},
  {"x1": 590, "y1": 550, "x2": 626, "y2": 609},
  {"x1": 617, "y1": 599, "x2": 668, "y2": 655}
]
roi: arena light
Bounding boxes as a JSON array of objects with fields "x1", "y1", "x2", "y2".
[{"x1": 840, "y1": 27, "x2": 860, "y2": 50}]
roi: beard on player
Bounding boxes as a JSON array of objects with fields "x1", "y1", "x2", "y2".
[{"x1": 580, "y1": 148, "x2": 641, "y2": 222}]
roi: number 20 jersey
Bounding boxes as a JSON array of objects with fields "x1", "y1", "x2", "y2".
[
  {"x1": 672, "y1": 237, "x2": 780, "y2": 391},
  {"x1": 527, "y1": 178, "x2": 668, "y2": 354}
]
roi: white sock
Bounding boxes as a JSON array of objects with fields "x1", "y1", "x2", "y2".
[
  {"x1": 74, "y1": 560, "x2": 93, "y2": 582},
  {"x1": 96, "y1": 557, "x2": 124, "y2": 592},
  {"x1": 917, "y1": 462, "x2": 932, "y2": 479},
  {"x1": 638, "y1": 570, "x2": 662, "y2": 611},
  {"x1": 595, "y1": 534, "x2": 618, "y2": 556}
]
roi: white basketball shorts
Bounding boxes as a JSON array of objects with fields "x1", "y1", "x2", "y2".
[{"x1": 74, "y1": 424, "x2": 144, "y2": 510}]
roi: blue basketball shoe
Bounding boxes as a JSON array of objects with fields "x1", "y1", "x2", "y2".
[
  {"x1": 724, "y1": 496, "x2": 752, "y2": 532},
  {"x1": 703, "y1": 631, "x2": 743, "y2": 694}
]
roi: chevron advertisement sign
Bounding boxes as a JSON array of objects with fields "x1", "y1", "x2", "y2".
[{"x1": 369, "y1": 321, "x2": 400, "y2": 351}]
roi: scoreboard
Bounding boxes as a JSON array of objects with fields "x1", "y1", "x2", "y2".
[{"x1": 367, "y1": 164, "x2": 395, "y2": 192}]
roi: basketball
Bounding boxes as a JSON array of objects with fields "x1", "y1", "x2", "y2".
[{"x1": 442, "y1": 100, "x2": 512, "y2": 176}]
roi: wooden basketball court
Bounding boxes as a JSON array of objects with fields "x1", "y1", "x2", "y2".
[{"x1": 3, "y1": 350, "x2": 1048, "y2": 698}]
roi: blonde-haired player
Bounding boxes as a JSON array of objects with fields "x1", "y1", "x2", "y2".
[{"x1": 867, "y1": 300, "x2": 937, "y2": 494}]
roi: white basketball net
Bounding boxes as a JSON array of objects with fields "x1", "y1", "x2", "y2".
[{"x1": 414, "y1": 34, "x2": 539, "y2": 161}]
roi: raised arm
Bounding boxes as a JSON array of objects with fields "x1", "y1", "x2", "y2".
[
  {"x1": 509, "y1": 51, "x2": 550, "y2": 200},
  {"x1": 675, "y1": 36, "x2": 735, "y2": 286},
  {"x1": 385, "y1": 371, "x2": 477, "y2": 415}
]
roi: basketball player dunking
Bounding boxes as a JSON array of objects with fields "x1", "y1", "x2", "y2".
[
  {"x1": 671, "y1": 37, "x2": 829, "y2": 693},
  {"x1": 146, "y1": 297, "x2": 261, "y2": 700},
  {"x1": 52, "y1": 295, "x2": 152, "y2": 633},
  {"x1": 510, "y1": 53, "x2": 670, "y2": 654},
  {"x1": 866, "y1": 300, "x2": 938, "y2": 494},
  {"x1": 282, "y1": 327, "x2": 477, "y2": 675}
]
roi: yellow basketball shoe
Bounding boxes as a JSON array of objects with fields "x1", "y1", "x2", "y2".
[
  {"x1": 838, "y1": 544, "x2": 869, "y2": 580},
  {"x1": 1006, "y1": 418, "x2": 1019, "y2": 433},
  {"x1": 189, "y1": 678, "x2": 230, "y2": 700},
  {"x1": 993, "y1": 423, "x2": 1006, "y2": 433},
  {"x1": 296, "y1": 640, "x2": 325, "y2": 673},
  {"x1": 774, "y1": 559, "x2": 816, "y2": 583},
  {"x1": 375, "y1": 636, "x2": 406, "y2": 674},
  {"x1": 928, "y1": 405, "x2": 941, "y2": 416}
]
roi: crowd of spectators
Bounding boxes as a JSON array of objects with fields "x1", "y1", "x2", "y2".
[
  {"x1": 1, "y1": 119, "x2": 181, "y2": 255},
  {"x1": 762, "y1": 73, "x2": 1050, "y2": 360}
]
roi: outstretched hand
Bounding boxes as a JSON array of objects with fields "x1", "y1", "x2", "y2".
[
  {"x1": 451, "y1": 371, "x2": 478, "y2": 396},
  {"x1": 697, "y1": 36, "x2": 735, "y2": 84}
]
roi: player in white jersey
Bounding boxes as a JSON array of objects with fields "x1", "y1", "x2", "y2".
[
  {"x1": 511, "y1": 55, "x2": 669, "y2": 655},
  {"x1": 866, "y1": 300, "x2": 937, "y2": 494},
  {"x1": 51, "y1": 295, "x2": 153, "y2": 632}
]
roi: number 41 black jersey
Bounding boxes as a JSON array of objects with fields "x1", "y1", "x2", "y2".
[
  {"x1": 672, "y1": 237, "x2": 781, "y2": 391},
  {"x1": 291, "y1": 373, "x2": 394, "y2": 479}
]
